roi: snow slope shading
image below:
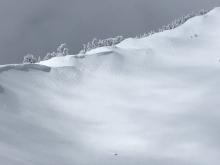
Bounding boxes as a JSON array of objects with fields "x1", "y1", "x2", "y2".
[
  {"x1": 0, "y1": 85, "x2": 3, "y2": 93},
  {"x1": 1, "y1": 7, "x2": 220, "y2": 165}
]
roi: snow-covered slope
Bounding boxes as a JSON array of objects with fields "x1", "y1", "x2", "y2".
[{"x1": 1, "y1": 7, "x2": 220, "y2": 165}]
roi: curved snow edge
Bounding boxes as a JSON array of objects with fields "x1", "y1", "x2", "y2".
[{"x1": 0, "y1": 64, "x2": 51, "y2": 74}]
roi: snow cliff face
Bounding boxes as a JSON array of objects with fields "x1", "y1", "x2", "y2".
[{"x1": 1, "y1": 7, "x2": 220, "y2": 165}]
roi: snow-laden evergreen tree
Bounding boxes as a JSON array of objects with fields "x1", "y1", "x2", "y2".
[
  {"x1": 37, "y1": 56, "x2": 41, "y2": 63},
  {"x1": 43, "y1": 52, "x2": 54, "y2": 61},
  {"x1": 80, "y1": 36, "x2": 124, "y2": 53},
  {"x1": 91, "y1": 38, "x2": 98, "y2": 49},
  {"x1": 42, "y1": 43, "x2": 69, "y2": 61},
  {"x1": 23, "y1": 54, "x2": 37, "y2": 64},
  {"x1": 57, "y1": 43, "x2": 69, "y2": 56},
  {"x1": 80, "y1": 44, "x2": 87, "y2": 54},
  {"x1": 115, "y1": 36, "x2": 124, "y2": 44}
]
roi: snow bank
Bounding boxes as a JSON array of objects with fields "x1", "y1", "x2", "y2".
[
  {"x1": 1, "y1": 7, "x2": 220, "y2": 165},
  {"x1": 0, "y1": 64, "x2": 51, "y2": 73}
]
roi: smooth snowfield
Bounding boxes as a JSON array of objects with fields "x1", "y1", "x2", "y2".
[{"x1": 1, "y1": 7, "x2": 220, "y2": 165}]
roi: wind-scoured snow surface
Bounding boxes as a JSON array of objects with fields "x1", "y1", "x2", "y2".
[{"x1": 1, "y1": 8, "x2": 220, "y2": 165}]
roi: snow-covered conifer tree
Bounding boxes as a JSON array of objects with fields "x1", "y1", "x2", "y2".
[
  {"x1": 23, "y1": 54, "x2": 37, "y2": 64},
  {"x1": 57, "y1": 43, "x2": 69, "y2": 56},
  {"x1": 38, "y1": 56, "x2": 41, "y2": 62}
]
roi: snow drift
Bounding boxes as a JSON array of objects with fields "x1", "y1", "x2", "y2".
[{"x1": 1, "y1": 7, "x2": 220, "y2": 165}]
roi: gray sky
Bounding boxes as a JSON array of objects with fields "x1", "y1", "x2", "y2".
[{"x1": 0, "y1": 0, "x2": 219, "y2": 64}]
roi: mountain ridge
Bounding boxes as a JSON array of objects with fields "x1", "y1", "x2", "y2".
[{"x1": 0, "y1": 7, "x2": 220, "y2": 165}]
